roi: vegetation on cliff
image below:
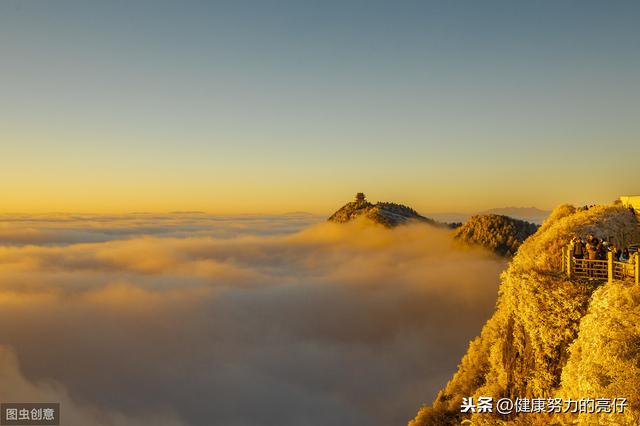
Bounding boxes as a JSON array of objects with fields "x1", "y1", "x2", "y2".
[
  {"x1": 327, "y1": 193, "x2": 439, "y2": 228},
  {"x1": 453, "y1": 214, "x2": 539, "y2": 256},
  {"x1": 410, "y1": 204, "x2": 640, "y2": 425}
]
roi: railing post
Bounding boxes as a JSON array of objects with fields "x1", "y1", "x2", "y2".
[
  {"x1": 636, "y1": 254, "x2": 639, "y2": 285},
  {"x1": 562, "y1": 247, "x2": 566, "y2": 273},
  {"x1": 567, "y1": 247, "x2": 573, "y2": 279},
  {"x1": 608, "y1": 251, "x2": 614, "y2": 283}
]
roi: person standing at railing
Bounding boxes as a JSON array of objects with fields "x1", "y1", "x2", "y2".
[
  {"x1": 586, "y1": 238, "x2": 599, "y2": 277},
  {"x1": 620, "y1": 248, "x2": 630, "y2": 262},
  {"x1": 610, "y1": 245, "x2": 622, "y2": 261},
  {"x1": 597, "y1": 241, "x2": 607, "y2": 260},
  {"x1": 572, "y1": 236, "x2": 585, "y2": 259},
  {"x1": 571, "y1": 236, "x2": 585, "y2": 275},
  {"x1": 619, "y1": 248, "x2": 632, "y2": 277},
  {"x1": 587, "y1": 238, "x2": 599, "y2": 260}
]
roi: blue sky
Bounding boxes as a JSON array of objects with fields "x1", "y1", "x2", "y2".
[{"x1": 1, "y1": 1, "x2": 639, "y2": 213}]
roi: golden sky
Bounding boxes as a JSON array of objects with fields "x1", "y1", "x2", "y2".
[{"x1": 2, "y1": 1, "x2": 639, "y2": 214}]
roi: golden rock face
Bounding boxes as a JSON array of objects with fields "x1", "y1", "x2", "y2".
[{"x1": 410, "y1": 204, "x2": 640, "y2": 426}]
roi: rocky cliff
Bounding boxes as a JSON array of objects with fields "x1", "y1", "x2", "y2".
[{"x1": 410, "y1": 204, "x2": 640, "y2": 425}]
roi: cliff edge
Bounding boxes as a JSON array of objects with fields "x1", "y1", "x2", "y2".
[{"x1": 410, "y1": 204, "x2": 640, "y2": 425}]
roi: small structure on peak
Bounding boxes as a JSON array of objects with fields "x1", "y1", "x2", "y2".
[{"x1": 328, "y1": 193, "x2": 439, "y2": 227}]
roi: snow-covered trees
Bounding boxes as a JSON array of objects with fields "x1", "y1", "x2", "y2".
[
  {"x1": 453, "y1": 214, "x2": 538, "y2": 256},
  {"x1": 410, "y1": 204, "x2": 640, "y2": 426}
]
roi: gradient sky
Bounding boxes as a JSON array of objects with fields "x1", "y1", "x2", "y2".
[{"x1": 1, "y1": 0, "x2": 639, "y2": 214}]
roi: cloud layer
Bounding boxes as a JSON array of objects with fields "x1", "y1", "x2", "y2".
[{"x1": 0, "y1": 214, "x2": 505, "y2": 425}]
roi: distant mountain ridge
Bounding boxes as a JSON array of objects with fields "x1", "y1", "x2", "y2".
[
  {"x1": 328, "y1": 193, "x2": 438, "y2": 228},
  {"x1": 478, "y1": 207, "x2": 550, "y2": 225},
  {"x1": 427, "y1": 207, "x2": 550, "y2": 225},
  {"x1": 327, "y1": 195, "x2": 547, "y2": 232}
]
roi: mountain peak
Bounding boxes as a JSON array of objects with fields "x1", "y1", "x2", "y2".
[
  {"x1": 328, "y1": 193, "x2": 436, "y2": 228},
  {"x1": 453, "y1": 214, "x2": 539, "y2": 256}
]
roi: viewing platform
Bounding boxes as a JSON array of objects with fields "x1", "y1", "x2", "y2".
[{"x1": 562, "y1": 246, "x2": 639, "y2": 284}]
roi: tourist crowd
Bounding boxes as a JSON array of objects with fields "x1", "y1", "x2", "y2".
[{"x1": 570, "y1": 235, "x2": 638, "y2": 262}]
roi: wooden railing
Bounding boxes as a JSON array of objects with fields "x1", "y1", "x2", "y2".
[{"x1": 562, "y1": 246, "x2": 640, "y2": 284}]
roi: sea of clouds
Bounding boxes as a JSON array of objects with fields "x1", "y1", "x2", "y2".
[{"x1": 0, "y1": 213, "x2": 505, "y2": 425}]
